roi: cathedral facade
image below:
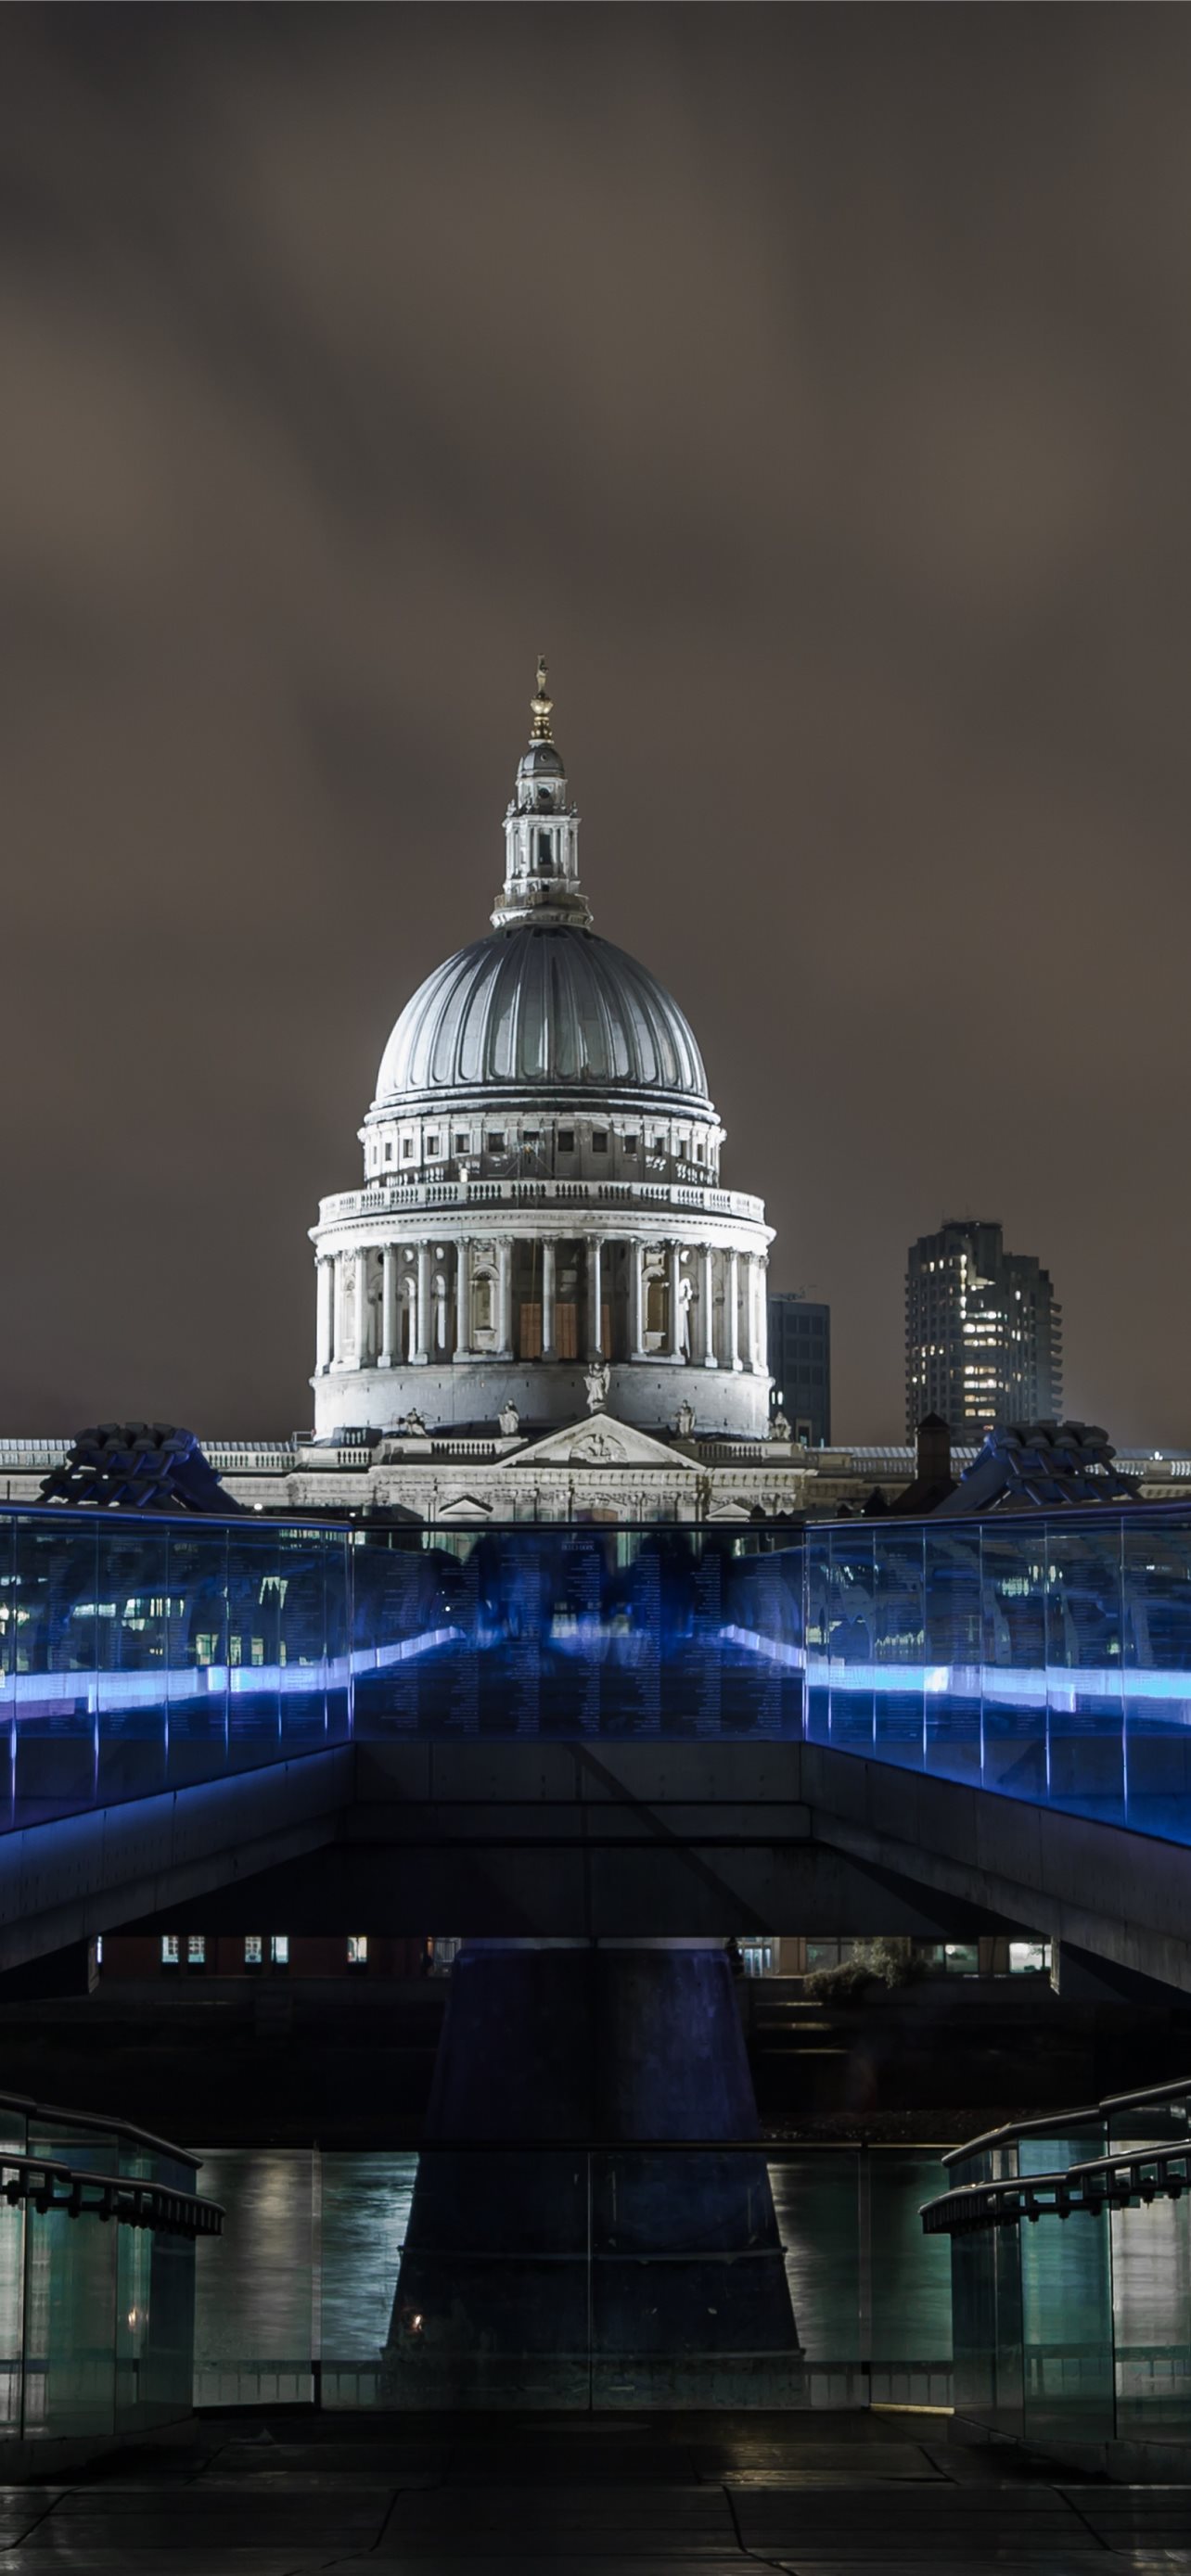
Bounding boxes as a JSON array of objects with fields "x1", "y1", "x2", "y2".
[{"x1": 310, "y1": 666, "x2": 774, "y2": 1448}]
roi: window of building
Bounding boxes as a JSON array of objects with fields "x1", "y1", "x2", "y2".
[
  {"x1": 95, "y1": 1935, "x2": 103, "y2": 1968},
  {"x1": 270, "y1": 1934, "x2": 289, "y2": 1969},
  {"x1": 557, "y1": 1129, "x2": 575, "y2": 1154},
  {"x1": 160, "y1": 1935, "x2": 179, "y2": 1969},
  {"x1": 347, "y1": 1935, "x2": 368, "y2": 1968},
  {"x1": 186, "y1": 1934, "x2": 206, "y2": 1970},
  {"x1": 646, "y1": 1278, "x2": 668, "y2": 1334},
  {"x1": 740, "y1": 1940, "x2": 774, "y2": 1978},
  {"x1": 431, "y1": 1937, "x2": 462, "y2": 1973},
  {"x1": 652, "y1": 1134, "x2": 664, "y2": 1152},
  {"x1": 454, "y1": 1132, "x2": 467, "y2": 1154},
  {"x1": 402, "y1": 1138, "x2": 413, "y2": 1160},
  {"x1": 804, "y1": 1938, "x2": 858, "y2": 1970},
  {"x1": 537, "y1": 829, "x2": 552, "y2": 868},
  {"x1": 917, "y1": 1942, "x2": 980, "y2": 1977},
  {"x1": 592, "y1": 1130, "x2": 608, "y2": 1153},
  {"x1": 694, "y1": 1139, "x2": 704, "y2": 1161},
  {"x1": 384, "y1": 1141, "x2": 393, "y2": 1163},
  {"x1": 1009, "y1": 1939, "x2": 1051, "y2": 1976},
  {"x1": 244, "y1": 1935, "x2": 263, "y2": 1970},
  {"x1": 473, "y1": 1278, "x2": 493, "y2": 1334},
  {"x1": 487, "y1": 1131, "x2": 506, "y2": 1153},
  {"x1": 623, "y1": 1134, "x2": 638, "y2": 1155}
]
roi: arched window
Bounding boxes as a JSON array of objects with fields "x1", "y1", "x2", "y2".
[{"x1": 646, "y1": 1278, "x2": 668, "y2": 1335}]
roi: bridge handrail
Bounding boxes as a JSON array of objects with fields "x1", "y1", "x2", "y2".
[
  {"x1": 924, "y1": 2135, "x2": 1191, "y2": 2238},
  {"x1": 0, "y1": 2089, "x2": 205, "y2": 2173},
  {"x1": 0, "y1": 2150, "x2": 221, "y2": 2238}
]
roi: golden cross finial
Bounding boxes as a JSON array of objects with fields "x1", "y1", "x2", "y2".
[{"x1": 530, "y1": 655, "x2": 554, "y2": 741}]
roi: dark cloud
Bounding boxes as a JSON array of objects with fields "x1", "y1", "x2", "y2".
[{"x1": 1, "y1": 6, "x2": 1188, "y2": 1443}]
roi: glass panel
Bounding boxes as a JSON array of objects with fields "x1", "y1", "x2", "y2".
[
  {"x1": 94, "y1": 1524, "x2": 169, "y2": 1805},
  {"x1": 275, "y1": 1526, "x2": 330, "y2": 1749},
  {"x1": 922, "y1": 1528, "x2": 982, "y2": 1782},
  {"x1": 225, "y1": 1526, "x2": 282, "y2": 1769},
  {"x1": 1021, "y1": 2191, "x2": 1114, "y2": 2448},
  {"x1": 824, "y1": 1529, "x2": 876, "y2": 1754},
  {"x1": 1122, "y1": 1520, "x2": 1191, "y2": 1840},
  {"x1": 871, "y1": 1529, "x2": 925, "y2": 1771},
  {"x1": 23, "y1": 2200, "x2": 117, "y2": 2440},
  {"x1": 768, "y1": 2150, "x2": 863, "y2": 2407},
  {"x1": 868, "y1": 2151, "x2": 953, "y2": 2405},
  {"x1": 980, "y1": 1521, "x2": 1048, "y2": 1802},
  {"x1": 803, "y1": 1528, "x2": 831, "y2": 1745},
  {"x1": 12, "y1": 1515, "x2": 98, "y2": 1823},
  {"x1": 592, "y1": 2149, "x2": 801, "y2": 2405},
  {"x1": 163, "y1": 1524, "x2": 229, "y2": 1789},
  {"x1": 319, "y1": 2150, "x2": 413, "y2": 2408},
  {"x1": 193, "y1": 2149, "x2": 314, "y2": 2407},
  {"x1": 1044, "y1": 1525, "x2": 1124, "y2": 1823}
]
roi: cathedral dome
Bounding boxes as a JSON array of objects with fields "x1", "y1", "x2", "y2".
[{"x1": 373, "y1": 923, "x2": 710, "y2": 1114}]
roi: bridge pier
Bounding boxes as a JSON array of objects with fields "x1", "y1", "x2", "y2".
[{"x1": 385, "y1": 1936, "x2": 802, "y2": 2406}]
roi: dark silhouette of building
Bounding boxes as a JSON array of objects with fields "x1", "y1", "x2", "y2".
[
  {"x1": 767, "y1": 1292, "x2": 830, "y2": 1444},
  {"x1": 904, "y1": 1221, "x2": 1062, "y2": 1440}
]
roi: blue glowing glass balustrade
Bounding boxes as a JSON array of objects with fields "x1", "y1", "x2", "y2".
[
  {"x1": 804, "y1": 1507, "x2": 1191, "y2": 1845},
  {"x1": 0, "y1": 1511, "x2": 803, "y2": 1827},
  {"x1": 6, "y1": 1502, "x2": 1191, "y2": 1845}
]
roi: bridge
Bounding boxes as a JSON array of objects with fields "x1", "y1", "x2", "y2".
[{"x1": 0, "y1": 1503, "x2": 1188, "y2": 1988}]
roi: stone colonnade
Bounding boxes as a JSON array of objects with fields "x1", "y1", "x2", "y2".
[{"x1": 314, "y1": 1237, "x2": 767, "y2": 1375}]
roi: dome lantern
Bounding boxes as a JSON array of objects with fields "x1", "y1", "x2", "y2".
[{"x1": 493, "y1": 657, "x2": 591, "y2": 929}]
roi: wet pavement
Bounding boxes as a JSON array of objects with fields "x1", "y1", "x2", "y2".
[{"x1": 0, "y1": 2405, "x2": 1187, "y2": 2570}]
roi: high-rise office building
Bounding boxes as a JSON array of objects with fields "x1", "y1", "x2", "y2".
[
  {"x1": 904, "y1": 1221, "x2": 1062, "y2": 1439},
  {"x1": 767, "y1": 1293, "x2": 831, "y2": 1446}
]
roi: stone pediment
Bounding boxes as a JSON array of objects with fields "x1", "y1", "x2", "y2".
[{"x1": 508, "y1": 1413, "x2": 700, "y2": 1473}]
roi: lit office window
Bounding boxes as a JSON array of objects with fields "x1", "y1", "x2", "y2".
[
  {"x1": 1009, "y1": 1939, "x2": 1051, "y2": 1976},
  {"x1": 270, "y1": 1934, "x2": 289, "y2": 1969},
  {"x1": 161, "y1": 1935, "x2": 179, "y2": 1968},
  {"x1": 186, "y1": 1934, "x2": 206, "y2": 1970},
  {"x1": 430, "y1": 1937, "x2": 462, "y2": 1973},
  {"x1": 244, "y1": 1935, "x2": 263, "y2": 1970},
  {"x1": 346, "y1": 1935, "x2": 368, "y2": 1968}
]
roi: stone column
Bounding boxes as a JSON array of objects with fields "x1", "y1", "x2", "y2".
[
  {"x1": 726, "y1": 1248, "x2": 740, "y2": 1371},
  {"x1": 496, "y1": 1238, "x2": 513, "y2": 1357},
  {"x1": 455, "y1": 1240, "x2": 472, "y2": 1361},
  {"x1": 699, "y1": 1247, "x2": 716, "y2": 1369},
  {"x1": 380, "y1": 1246, "x2": 398, "y2": 1368},
  {"x1": 414, "y1": 1243, "x2": 431, "y2": 1365},
  {"x1": 744, "y1": 1256, "x2": 760, "y2": 1371},
  {"x1": 315, "y1": 1256, "x2": 334, "y2": 1374},
  {"x1": 354, "y1": 1254, "x2": 369, "y2": 1365},
  {"x1": 629, "y1": 1242, "x2": 647, "y2": 1359},
  {"x1": 667, "y1": 1243, "x2": 683, "y2": 1360},
  {"x1": 587, "y1": 1237, "x2": 604, "y2": 1358},
  {"x1": 756, "y1": 1261, "x2": 768, "y2": 1377},
  {"x1": 541, "y1": 1237, "x2": 557, "y2": 1360}
]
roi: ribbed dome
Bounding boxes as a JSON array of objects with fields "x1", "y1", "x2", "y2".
[{"x1": 373, "y1": 925, "x2": 711, "y2": 1111}]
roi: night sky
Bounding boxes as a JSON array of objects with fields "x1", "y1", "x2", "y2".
[{"x1": 3, "y1": 7, "x2": 1189, "y2": 1447}]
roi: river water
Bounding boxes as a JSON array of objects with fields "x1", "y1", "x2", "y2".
[{"x1": 193, "y1": 2147, "x2": 953, "y2": 2409}]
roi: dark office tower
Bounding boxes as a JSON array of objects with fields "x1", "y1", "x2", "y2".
[
  {"x1": 767, "y1": 1294, "x2": 831, "y2": 1446},
  {"x1": 904, "y1": 1221, "x2": 1062, "y2": 1440}
]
